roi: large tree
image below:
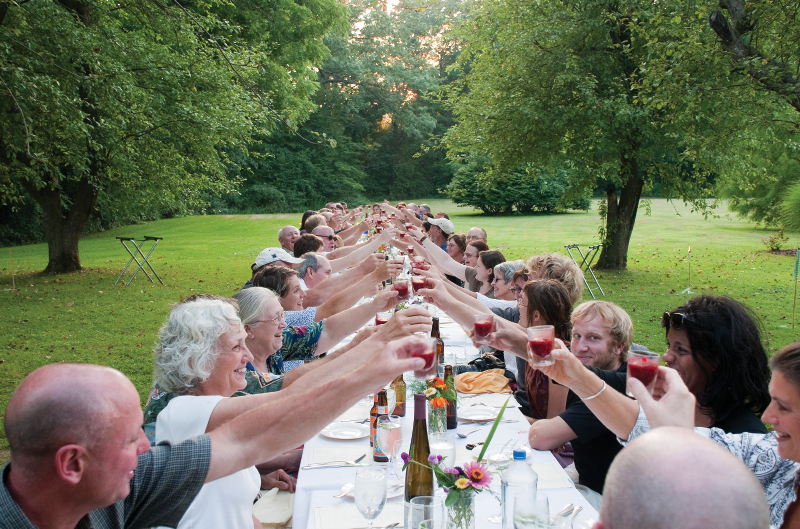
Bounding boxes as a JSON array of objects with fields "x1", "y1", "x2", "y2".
[
  {"x1": 443, "y1": 0, "x2": 783, "y2": 269},
  {"x1": 0, "y1": 0, "x2": 345, "y2": 273}
]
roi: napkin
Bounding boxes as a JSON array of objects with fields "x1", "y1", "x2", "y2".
[
  {"x1": 531, "y1": 462, "x2": 574, "y2": 489},
  {"x1": 455, "y1": 369, "x2": 512, "y2": 394},
  {"x1": 253, "y1": 488, "x2": 294, "y2": 527},
  {"x1": 309, "y1": 446, "x2": 372, "y2": 466},
  {"x1": 314, "y1": 502, "x2": 403, "y2": 529},
  {"x1": 459, "y1": 393, "x2": 519, "y2": 407}
]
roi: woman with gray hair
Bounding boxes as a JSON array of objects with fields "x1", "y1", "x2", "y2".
[
  {"x1": 151, "y1": 298, "x2": 267, "y2": 529},
  {"x1": 474, "y1": 259, "x2": 525, "y2": 310}
]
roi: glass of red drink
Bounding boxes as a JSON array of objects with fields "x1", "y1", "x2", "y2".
[
  {"x1": 392, "y1": 280, "x2": 410, "y2": 301},
  {"x1": 626, "y1": 350, "x2": 661, "y2": 396},
  {"x1": 404, "y1": 223, "x2": 413, "y2": 230},
  {"x1": 408, "y1": 335, "x2": 438, "y2": 380},
  {"x1": 375, "y1": 311, "x2": 391, "y2": 326},
  {"x1": 411, "y1": 256, "x2": 425, "y2": 269},
  {"x1": 407, "y1": 246, "x2": 415, "y2": 256},
  {"x1": 472, "y1": 314, "x2": 494, "y2": 345},
  {"x1": 527, "y1": 325, "x2": 555, "y2": 366},
  {"x1": 411, "y1": 275, "x2": 427, "y2": 294}
]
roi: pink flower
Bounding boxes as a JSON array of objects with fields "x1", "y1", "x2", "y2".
[
  {"x1": 443, "y1": 467, "x2": 460, "y2": 474},
  {"x1": 295, "y1": 325, "x2": 308, "y2": 336},
  {"x1": 463, "y1": 462, "x2": 492, "y2": 489}
]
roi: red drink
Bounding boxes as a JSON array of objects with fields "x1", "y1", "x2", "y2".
[
  {"x1": 407, "y1": 246, "x2": 415, "y2": 255},
  {"x1": 529, "y1": 338, "x2": 554, "y2": 363},
  {"x1": 473, "y1": 320, "x2": 492, "y2": 338},
  {"x1": 411, "y1": 276, "x2": 427, "y2": 294},
  {"x1": 393, "y1": 281, "x2": 409, "y2": 300},
  {"x1": 412, "y1": 256, "x2": 425, "y2": 269},
  {"x1": 375, "y1": 315, "x2": 389, "y2": 325},
  {"x1": 409, "y1": 338, "x2": 437, "y2": 380},
  {"x1": 626, "y1": 351, "x2": 661, "y2": 396},
  {"x1": 404, "y1": 223, "x2": 413, "y2": 230},
  {"x1": 376, "y1": 226, "x2": 383, "y2": 233}
]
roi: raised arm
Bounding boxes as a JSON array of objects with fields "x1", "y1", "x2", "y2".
[
  {"x1": 301, "y1": 254, "x2": 384, "y2": 308},
  {"x1": 328, "y1": 229, "x2": 395, "y2": 272},
  {"x1": 315, "y1": 289, "x2": 399, "y2": 351},
  {"x1": 313, "y1": 258, "x2": 404, "y2": 320},
  {"x1": 421, "y1": 238, "x2": 469, "y2": 281},
  {"x1": 205, "y1": 336, "x2": 426, "y2": 482}
]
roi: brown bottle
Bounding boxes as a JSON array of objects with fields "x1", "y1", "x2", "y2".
[
  {"x1": 444, "y1": 365, "x2": 458, "y2": 429},
  {"x1": 372, "y1": 390, "x2": 390, "y2": 462},
  {"x1": 369, "y1": 393, "x2": 378, "y2": 447},
  {"x1": 431, "y1": 317, "x2": 444, "y2": 372},
  {"x1": 391, "y1": 374, "x2": 406, "y2": 416}
]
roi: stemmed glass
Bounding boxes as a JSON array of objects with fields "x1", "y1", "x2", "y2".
[
  {"x1": 376, "y1": 415, "x2": 402, "y2": 467},
  {"x1": 354, "y1": 468, "x2": 387, "y2": 529}
]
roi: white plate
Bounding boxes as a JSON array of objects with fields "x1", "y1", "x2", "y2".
[
  {"x1": 572, "y1": 513, "x2": 598, "y2": 529},
  {"x1": 340, "y1": 481, "x2": 404, "y2": 500},
  {"x1": 320, "y1": 422, "x2": 370, "y2": 440},
  {"x1": 459, "y1": 406, "x2": 499, "y2": 422}
]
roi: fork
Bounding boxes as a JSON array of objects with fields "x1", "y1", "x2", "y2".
[{"x1": 302, "y1": 454, "x2": 367, "y2": 469}]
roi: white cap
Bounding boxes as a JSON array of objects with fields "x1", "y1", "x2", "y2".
[
  {"x1": 254, "y1": 248, "x2": 304, "y2": 268},
  {"x1": 427, "y1": 217, "x2": 455, "y2": 235}
]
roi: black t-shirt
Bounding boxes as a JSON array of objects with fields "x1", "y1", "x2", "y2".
[
  {"x1": 714, "y1": 406, "x2": 768, "y2": 434},
  {"x1": 560, "y1": 363, "x2": 628, "y2": 494}
]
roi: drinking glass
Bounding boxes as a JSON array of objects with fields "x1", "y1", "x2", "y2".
[
  {"x1": 375, "y1": 311, "x2": 391, "y2": 326},
  {"x1": 411, "y1": 275, "x2": 428, "y2": 297},
  {"x1": 354, "y1": 468, "x2": 387, "y2": 529},
  {"x1": 418, "y1": 519, "x2": 444, "y2": 529},
  {"x1": 472, "y1": 314, "x2": 494, "y2": 345},
  {"x1": 409, "y1": 496, "x2": 445, "y2": 529},
  {"x1": 393, "y1": 279, "x2": 411, "y2": 302},
  {"x1": 376, "y1": 415, "x2": 402, "y2": 465},
  {"x1": 626, "y1": 350, "x2": 661, "y2": 397},
  {"x1": 513, "y1": 491, "x2": 549, "y2": 528},
  {"x1": 391, "y1": 439, "x2": 405, "y2": 479},
  {"x1": 428, "y1": 433, "x2": 456, "y2": 469},
  {"x1": 527, "y1": 325, "x2": 555, "y2": 367},
  {"x1": 408, "y1": 335, "x2": 438, "y2": 380},
  {"x1": 550, "y1": 517, "x2": 572, "y2": 528}
]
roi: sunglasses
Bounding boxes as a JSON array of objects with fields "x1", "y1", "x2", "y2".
[
  {"x1": 318, "y1": 235, "x2": 336, "y2": 241},
  {"x1": 661, "y1": 312, "x2": 709, "y2": 331}
]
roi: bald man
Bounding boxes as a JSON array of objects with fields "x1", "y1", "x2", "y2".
[
  {"x1": 597, "y1": 427, "x2": 769, "y2": 529},
  {"x1": 278, "y1": 226, "x2": 300, "y2": 253},
  {"x1": 1, "y1": 339, "x2": 426, "y2": 528},
  {"x1": 466, "y1": 227, "x2": 487, "y2": 244}
]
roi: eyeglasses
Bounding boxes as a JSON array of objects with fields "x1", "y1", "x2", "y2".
[
  {"x1": 252, "y1": 311, "x2": 286, "y2": 326},
  {"x1": 465, "y1": 235, "x2": 481, "y2": 241},
  {"x1": 661, "y1": 312, "x2": 708, "y2": 331},
  {"x1": 319, "y1": 235, "x2": 336, "y2": 241},
  {"x1": 510, "y1": 287, "x2": 523, "y2": 295}
]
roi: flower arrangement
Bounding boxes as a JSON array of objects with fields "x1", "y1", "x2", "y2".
[{"x1": 423, "y1": 377, "x2": 455, "y2": 434}]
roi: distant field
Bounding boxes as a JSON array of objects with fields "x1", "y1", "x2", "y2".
[{"x1": 1, "y1": 199, "x2": 799, "y2": 450}]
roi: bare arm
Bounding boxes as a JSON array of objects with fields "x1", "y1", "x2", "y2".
[
  {"x1": 421, "y1": 238, "x2": 469, "y2": 280},
  {"x1": 339, "y1": 220, "x2": 369, "y2": 246},
  {"x1": 205, "y1": 336, "x2": 426, "y2": 482},
  {"x1": 327, "y1": 229, "x2": 394, "y2": 269},
  {"x1": 528, "y1": 417, "x2": 577, "y2": 450},
  {"x1": 313, "y1": 258, "x2": 404, "y2": 320},
  {"x1": 315, "y1": 289, "x2": 399, "y2": 351},
  {"x1": 302, "y1": 254, "x2": 384, "y2": 308}
]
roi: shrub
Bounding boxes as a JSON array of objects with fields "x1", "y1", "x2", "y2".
[{"x1": 761, "y1": 229, "x2": 790, "y2": 251}]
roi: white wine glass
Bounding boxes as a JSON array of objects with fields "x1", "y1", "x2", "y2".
[
  {"x1": 376, "y1": 415, "x2": 402, "y2": 467},
  {"x1": 354, "y1": 468, "x2": 387, "y2": 529}
]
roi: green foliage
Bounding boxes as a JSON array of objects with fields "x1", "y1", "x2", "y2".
[
  {"x1": 446, "y1": 162, "x2": 592, "y2": 214},
  {"x1": 761, "y1": 229, "x2": 790, "y2": 251},
  {"x1": 781, "y1": 181, "x2": 800, "y2": 232}
]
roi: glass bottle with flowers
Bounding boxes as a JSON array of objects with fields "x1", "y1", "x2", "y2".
[
  {"x1": 424, "y1": 377, "x2": 453, "y2": 436},
  {"x1": 401, "y1": 398, "x2": 511, "y2": 529}
]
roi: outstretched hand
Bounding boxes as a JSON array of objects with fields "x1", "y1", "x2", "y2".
[
  {"x1": 628, "y1": 366, "x2": 696, "y2": 429},
  {"x1": 535, "y1": 340, "x2": 590, "y2": 390}
]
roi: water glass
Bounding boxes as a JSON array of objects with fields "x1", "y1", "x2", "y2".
[
  {"x1": 429, "y1": 433, "x2": 456, "y2": 468},
  {"x1": 513, "y1": 491, "x2": 549, "y2": 528},
  {"x1": 409, "y1": 496, "x2": 445, "y2": 529},
  {"x1": 355, "y1": 468, "x2": 387, "y2": 528},
  {"x1": 376, "y1": 415, "x2": 402, "y2": 464},
  {"x1": 418, "y1": 519, "x2": 444, "y2": 529},
  {"x1": 391, "y1": 439, "x2": 405, "y2": 479}
]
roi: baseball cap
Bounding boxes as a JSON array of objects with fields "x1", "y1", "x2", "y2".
[
  {"x1": 427, "y1": 217, "x2": 455, "y2": 235},
  {"x1": 254, "y1": 247, "x2": 304, "y2": 268}
]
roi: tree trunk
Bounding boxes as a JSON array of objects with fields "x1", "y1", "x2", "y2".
[
  {"x1": 596, "y1": 152, "x2": 644, "y2": 270},
  {"x1": 20, "y1": 177, "x2": 99, "y2": 274}
]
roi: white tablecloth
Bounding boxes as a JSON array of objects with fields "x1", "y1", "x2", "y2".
[{"x1": 293, "y1": 308, "x2": 599, "y2": 528}]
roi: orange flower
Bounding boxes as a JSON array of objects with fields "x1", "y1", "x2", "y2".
[
  {"x1": 432, "y1": 378, "x2": 445, "y2": 386},
  {"x1": 431, "y1": 396, "x2": 448, "y2": 409}
]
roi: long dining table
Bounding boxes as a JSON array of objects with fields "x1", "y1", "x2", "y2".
[{"x1": 290, "y1": 306, "x2": 600, "y2": 529}]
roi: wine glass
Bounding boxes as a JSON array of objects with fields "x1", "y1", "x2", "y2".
[
  {"x1": 391, "y1": 439, "x2": 404, "y2": 479},
  {"x1": 354, "y1": 468, "x2": 387, "y2": 529},
  {"x1": 376, "y1": 415, "x2": 402, "y2": 466}
]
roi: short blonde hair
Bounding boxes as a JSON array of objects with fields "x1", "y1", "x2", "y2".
[
  {"x1": 571, "y1": 300, "x2": 632, "y2": 360},
  {"x1": 526, "y1": 253, "x2": 584, "y2": 305}
]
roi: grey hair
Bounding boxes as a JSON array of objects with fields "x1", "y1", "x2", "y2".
[
  {"x1": 495, "y1": 260, "x2": 526, "y2": 283},
  {"x1": 277, "y1": 226, "x2": 286, "y2": 240},
  {"x1": 297, "y1": 252, "x2": 321, "y2": 279},
  {"x1": 232, "y1": 287, "x2": 279, "y2": 326},
  {"x1": 153, "y1": 299, "x2": 242, "y2": 395}
]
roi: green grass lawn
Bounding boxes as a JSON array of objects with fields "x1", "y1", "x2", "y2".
[{"x1": 1, "y1": 199, "x2": 799, "y2": 452}]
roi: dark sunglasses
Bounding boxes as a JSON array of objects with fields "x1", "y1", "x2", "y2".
[
  {"x1": 319, "y1": 235, "x2": 336, "y2": 241},
  {"x1": 661, "y1": 312, "x2": 709, "y2": 331}
]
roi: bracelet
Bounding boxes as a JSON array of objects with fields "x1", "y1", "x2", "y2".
[{"x1": 580, "y1": 381, "x2": 606, "y2": 401}]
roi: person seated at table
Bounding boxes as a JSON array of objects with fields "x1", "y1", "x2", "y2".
[
  {"x1": 277, "y1": 225, "x2": 301, "y2": 254},
  {"x1": 446, "y1": 233, "x2": 466, "y2": 264},
  {"x1": 293, "y1": 233, "x2": 324, "y2": 257},
  {"x1": 293, "y1": 251, "x2": 387, "y2": 308},
  {"x1": 314, "y1": 224, "x2": 398, "y2": 272},
  {"x1": 598, "y1": 427, "x2": 769, "y2": 529},
  {"x1": 303, "y1": 213, "x2": 327, "y2": 234},
  {"x1": 519, "y1": 280, "x2": 574, "y2": 420},
  {"x1": 241, "y1": 247, "x2": 304, "y2": 289},
  {"x1": 524, "y1": 301, "x2": 632, "y2": 501},
  {"x1": 540, "y1": 340, "x2": 797, "y2": 528},
  {"x1": 481, "y1": 260, "x2": 525, "y2": 309},
  {"x1": 466, "y1": 226, "x2": 488, "y2": 244},
  {"x1": 299, "y1": 209, "x2": 317, "y2": 233}
]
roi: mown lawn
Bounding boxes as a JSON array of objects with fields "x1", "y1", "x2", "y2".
[{"x1": 1, "y1": 199, "x2": 799, "y2": 451}]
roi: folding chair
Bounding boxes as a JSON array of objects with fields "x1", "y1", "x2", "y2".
[
  {"x1": 114, "y1": 236, "x2": 165, "y2": 287},
  {"x1": 564, "y1": 244, "x2": 604, "y2": 299}
]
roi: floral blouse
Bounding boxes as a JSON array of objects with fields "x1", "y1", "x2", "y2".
[
  {"x1": 267, "y1": 321, "x2": 324, "y2": 375},
  {"x1": 626, "y1": 406, "x2": 799, "y2": 528}
]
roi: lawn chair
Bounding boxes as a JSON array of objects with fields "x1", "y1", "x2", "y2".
[{"x1": 564, "y1": 244, "x2": 604, "y2": 299}]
